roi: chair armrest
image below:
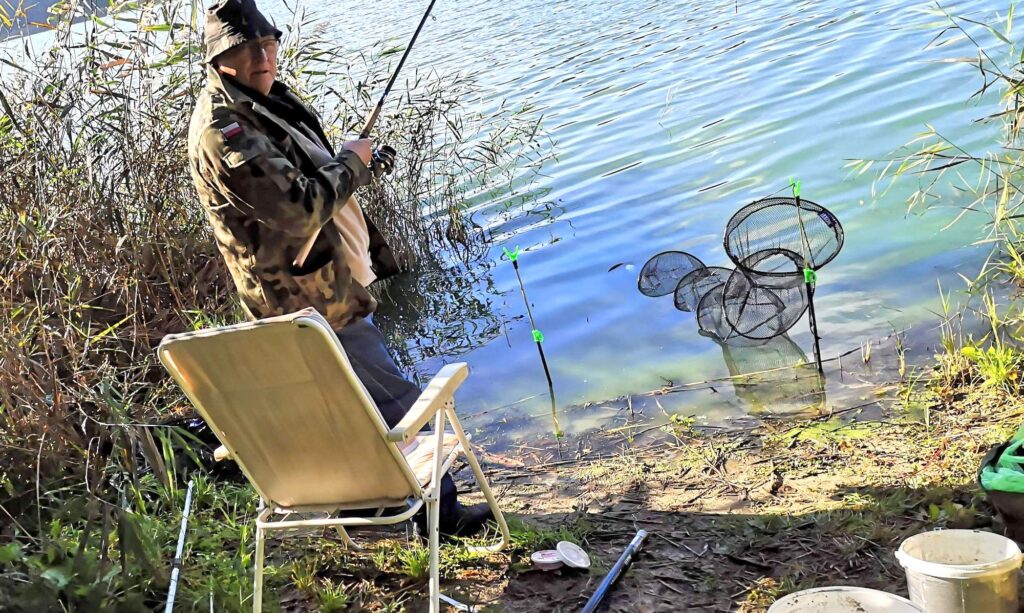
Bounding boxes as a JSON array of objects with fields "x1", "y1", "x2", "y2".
[{"x1": 387, "y1": 362, "x2": 469, "y2": 443}]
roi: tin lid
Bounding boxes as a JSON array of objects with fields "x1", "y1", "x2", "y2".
[{"x1": 556, "y1": 541, "x2": 591, "y2": 569}]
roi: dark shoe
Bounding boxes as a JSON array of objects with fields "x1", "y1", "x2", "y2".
[
  {"x1": 415, "y1": 502, "x2": 494, "y2": 539},
  {"x1": 444, "y1": 502, "x2": 494, "y2": 538}
]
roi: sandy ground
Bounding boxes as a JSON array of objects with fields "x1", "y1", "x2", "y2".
[
  {"x1": 434, "y1": 384, "x2": 1023, "y2": 612},
  {"x1": 267, "y1": 365, "x2": 1023, "y2": 612}
]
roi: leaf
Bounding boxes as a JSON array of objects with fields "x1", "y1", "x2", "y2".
[
  {"x1": 100, "y1": 58, "x2": 129, "y2": 70},
  {"x1": 41, "y1": 567, "x2": 71, "y2": 589},
  {"x1": 0, "y1": 57, "x2": 27, "y2": 73},
  {"x1": 0, "y1": 543, "x2": 23, "y2": 565},
  {"x1": 90, "y1": 314, "x2": 133, "y2": 342},
  {"x1": 930, "y1": 57, "x2": 981, "y2": 64}
]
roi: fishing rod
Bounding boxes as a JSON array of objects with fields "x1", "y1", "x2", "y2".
[
  {"x1": 164, "y1": 480, "x2": 195, "y2": 613},
  {"x1": 580, "y1": 530, "x2": 649, "y2": 613},
  {"x1": 295, "y1": 0, "x2": 438, "y2": 268},
  {"x1": 360, "y1": 0, "x2": 438, "y2": 139},
  {"x1": 504, "y1": 246, "x2": 563, "y2": 444}
]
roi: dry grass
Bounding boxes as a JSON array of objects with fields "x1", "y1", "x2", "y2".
[{"x1": 0, "y1": 0, "x2": 546, "y2": 607}]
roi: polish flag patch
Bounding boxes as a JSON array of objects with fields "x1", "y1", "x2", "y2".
[{"x1": 220, "y1": 122, "x2": 243, "y2": 140}]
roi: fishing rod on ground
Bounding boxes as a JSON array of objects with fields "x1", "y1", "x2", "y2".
[
  {"x1": 295, "y1": 0, "x2": 439, "y2": 268},
  {"x1": 503, "y1": 246, "x2": 564, "y2": 454},
  {"x1": 580, "y1": 529, "x2": 649, "y2": 613},
  {"x1": 164, "y1": 479, "x2": 196, "y2": 613}
]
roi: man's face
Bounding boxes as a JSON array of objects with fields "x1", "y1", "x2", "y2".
[{"x1": 215, "y1": 35, "x2": 278, "y2": 95}]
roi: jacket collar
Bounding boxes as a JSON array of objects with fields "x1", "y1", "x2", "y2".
[
  {"x1": 206, "y1": 65, "x2": 298, "y2": 107},
  {"x1": 206, "y1": 64, "x2": 251, "y2": 104},
  {"x1": 206, "y1": 66, "x2": 333, "y2": 154}
]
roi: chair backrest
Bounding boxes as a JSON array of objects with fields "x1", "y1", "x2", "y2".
[{"x1": 157, "y1": 308, "x2": 422, "y2": 510}]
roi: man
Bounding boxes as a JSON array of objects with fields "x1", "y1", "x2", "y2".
[{"x1": 187, "y1": 0, "x2": 490, "y2": 536}]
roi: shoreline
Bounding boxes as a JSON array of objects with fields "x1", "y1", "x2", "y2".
[{"x1": 239, "y1": 357, "x2": 1019, "y2": 611}]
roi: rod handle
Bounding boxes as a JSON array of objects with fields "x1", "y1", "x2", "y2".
[{"x1": 360, "y1": 102, "x2": 383, "y2": 139}]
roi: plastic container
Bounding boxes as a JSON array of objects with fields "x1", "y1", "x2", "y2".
[
  {"x1": 530, "y1": 550, "x2": 563, "y2": 571},
  {"x1": 530, "y1": 541, "x2": 591, "y2": 572},
  {"x1": 896, "y1": 529, "x2": 1023, "y2": 613},
  {"x1": 768, "y1": 587, "x2": 923, "y2": 612},
  {"x1": 557, "y1": 541, "x2": 591, "y2": 569}
]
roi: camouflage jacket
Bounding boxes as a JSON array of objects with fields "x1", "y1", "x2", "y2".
[{"x1": 187, "y1": 67, "x2": 400, "y2": 330}]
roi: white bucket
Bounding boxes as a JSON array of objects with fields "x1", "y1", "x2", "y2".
[
  {"x1": 767, "y1": 586, "x2": 923, "y2": 612},
  {"x1": 896, "y1": 529, "x2": 1023, "y2": 613}
]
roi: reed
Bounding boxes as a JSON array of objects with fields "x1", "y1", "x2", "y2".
[{"x1": 0, "y1": 0, "x2": 546, "y2": 606}]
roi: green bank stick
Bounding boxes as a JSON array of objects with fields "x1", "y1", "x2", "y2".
[
  {"x1": 504, "y1": 247, "x2": 563, "y2": 439},
  {"x1": 791, "y1": 178, "x2": 824, "y2": 374}
]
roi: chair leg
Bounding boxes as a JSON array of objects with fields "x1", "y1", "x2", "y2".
[
  {"x1": 448, "y1": 413, "x2": 511, "y2": 553},
  {"x1": 334, "y1": 526, "x2": 362, "y2": 551},
  {"x1": 428, "y1": 495, "x2": 440, "y2": 613},
  {"x1": 466, "y1": 447, "x2": 511, "y2": 553},
  {"x1": 253, "y1": 525, "x2": 266, "y2": 613}
]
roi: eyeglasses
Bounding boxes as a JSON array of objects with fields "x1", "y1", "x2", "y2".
[{"x1": 241, "y1": 38, "x2": 279, "y2": 59}]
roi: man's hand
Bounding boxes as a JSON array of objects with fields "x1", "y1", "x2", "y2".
[
  {"x1": 342, "y1": 139, "x2": 373, "y2": 166},
  {"x1": 370, "y1": 145, "x2": 397, "y2": 179}
]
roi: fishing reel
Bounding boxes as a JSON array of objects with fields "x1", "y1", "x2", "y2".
[{"x1": 369, "y1": 145, "x2": 397, "y2": 179}]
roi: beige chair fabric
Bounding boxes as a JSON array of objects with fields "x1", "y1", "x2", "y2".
[
  {"x1": 158, "y1": 308, "x2": 510, "y2": 613},
  {"x1": 158, "y1": 308, "x2": 421, "y2": 509}
]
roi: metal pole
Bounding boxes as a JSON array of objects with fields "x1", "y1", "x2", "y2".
[
  {"x1": 581, "y1": 530, "x2": 648, "y2": 613},
  {"x1": 791, "y1": 181, "x2": 824, "y2": 374},
  {"x1": 509, "y1": 254, "x2": 563, "y2": 441},
  {"x1": 805, "y1": 280, "x2": 824, "y2": 374},
  {"x1": 165, "y1": 480, "x2": 195, "y2": 613}
]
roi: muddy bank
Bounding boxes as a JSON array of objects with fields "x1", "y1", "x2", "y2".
[{"x1": 434, "y1": 382, "x2": 1021, "y2": 612}]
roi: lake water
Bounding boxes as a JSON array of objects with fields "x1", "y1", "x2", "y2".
[
  {"x1": 8, "y1": 0, "x2": 1006, "y2": 448},
  {"x1": 271, "y1": 0, "x2": 1008, "y2": 448}
]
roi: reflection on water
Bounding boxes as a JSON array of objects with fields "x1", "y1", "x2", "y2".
[
  {"x1": 708, "y1": 332, "x2": 826, "y2": 416},
  {"x1": 331, "y1": 0, "x2": 1001, "y2": 440},
  {"x1": 372, "y1": 255, "x2": 506, "y2": 384}
]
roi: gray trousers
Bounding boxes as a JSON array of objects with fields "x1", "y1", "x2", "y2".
[
  {"x1": 335, "y1": 318, "x2": 458, "y2": 517},
  {"x1": 336, "y1": 317, "x2": 422, "y2": 428}
]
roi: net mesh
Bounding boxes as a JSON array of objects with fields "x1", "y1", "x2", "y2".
[
  {"x1": 714, "y1": 334, "x2": 826, "y2": 414},
  {"x1": 722, "y1": 249, "x2": 808, "y2": 340},
  {"x1": 636, "y1": 192, "x2": 842, "y2": 348},
  {"x1": 724, "y1": 197, "x2": 843, "y2": 273},
  {"x1": 674, "y1": 266, "x2": 731, "y2": 312},
  {"x1": 637, "y1": 251, "x2": 705, "y2": 297},
  {"x1": 696, "y1": 285, "x2": 738, "y2": 341}
]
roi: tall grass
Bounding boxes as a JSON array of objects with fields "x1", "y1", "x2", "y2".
[
  {"x1": 849, "y1": 3, "x2": 1024, "y2": 392},
  {"x1": 0, "y1": 0, "x2": 546, "y2": 607}
]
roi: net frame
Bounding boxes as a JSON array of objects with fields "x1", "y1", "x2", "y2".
[
  {"x1": 722, "y1": 248, "x2": 808, "y2": 340},
  {"x1": 696, "y1": 285, "x2": 739, "y2": 341},
  {"x1": 674, "y1": 266, "x2": 731, "y2": 313},
  {"x1": 723, "y1": 196, "x2": 844, "y2": 276},
  {"x1": 637, "y1": 251, "x2": 705, "y2": 298}
]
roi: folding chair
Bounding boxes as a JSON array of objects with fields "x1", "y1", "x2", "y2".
[{"x1": 157, "y1": 308, "x2": 509, "y2": 612}]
